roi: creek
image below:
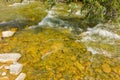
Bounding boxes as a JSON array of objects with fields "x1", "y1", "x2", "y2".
[{"x1": 0, "y1": 1, "x2": 120, "y2": 80}]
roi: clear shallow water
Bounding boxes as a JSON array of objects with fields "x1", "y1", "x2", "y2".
[
  {"x1": 0, "y1": 2, "x2": 120, "y2": 80},
  {"x1": 31, "y1": 5, "x2": 120, "y2": 58}
]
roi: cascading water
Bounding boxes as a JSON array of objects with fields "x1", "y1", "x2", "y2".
[
  {"x1": 29, "y1": 4, "x2": 120, "y2": 58},
  {"x1": 29, "y1": 6, "x2": 83, "y2": 33},
  {"x1": 78, "y1": 23, "x2": 120, "y2": 58}
]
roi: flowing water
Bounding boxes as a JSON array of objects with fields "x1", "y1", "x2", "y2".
[{"x1": 0, "y1": 1, "x2": 120, "y2": 80}]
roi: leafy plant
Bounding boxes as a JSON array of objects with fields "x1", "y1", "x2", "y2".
[{"x1": 81, "y1": 0, "x2": 120, "y2": 22}]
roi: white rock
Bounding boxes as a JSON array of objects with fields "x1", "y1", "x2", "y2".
[
  {"x1": 10, "y1": 63, "x2": 23, "y2": 75},
  {"x1": 15, "y1": 73, "x2": 26, "y2": 80},
  {"x1": 1, "y1": 72, "x2": 6, "y2": 76},
  {"x1": 4, "y1": 66, "x2": 10, "y2": 70},
  {"x1": 2, "y1": 31, "x2": 15, "y2": 38},
  {"x1": 0, "y1": 53, "x2": 21, "y2": 63}
]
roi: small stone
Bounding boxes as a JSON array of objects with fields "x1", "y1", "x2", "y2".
[
  {"x1": 102, "y1": 63, "x2": 111, "y2": 73},
  {"x1": 0, "y1": 53, "x2": 21, "y2": 63},
  {"x1": 2, "y1": 31, "x2": 15, "y2": 38},
  {"x1": 4, "y1": 66, "x2": 10, "y2": 70},
  {"x1": 2, "y1": 72, "x2": 6, "y2": 76},
  {"x1": 0, "y1": 65, "x2": 4, "y2": 69},
  {"x1": 15, "y1": 73, "x2": 26, "y2": 80},
  {"x1": 10, "y1": 62, "x2": 23, "y2": 75}
]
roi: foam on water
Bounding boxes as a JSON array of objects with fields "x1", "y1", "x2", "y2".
[
  {"x1": 80, "y1": 23, "x2": 120, "y2": 56},
  {"x1": 81, "y1": 23, "x2": 120, "y2": 42}
]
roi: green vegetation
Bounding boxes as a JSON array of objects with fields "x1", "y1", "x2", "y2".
[{"x1": 81, "y1": 0, "x2": 120, "y2": 23}]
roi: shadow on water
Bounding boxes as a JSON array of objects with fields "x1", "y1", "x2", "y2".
[{"x1": 0, "y1": 19, "x2": 34, "y2": 30}]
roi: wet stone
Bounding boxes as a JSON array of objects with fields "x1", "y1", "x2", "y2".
[
  {"x1": 15, "y1": 73, "x2": 26, "y2": 80},
  {"x1": 10, "y1": 62, "x2": 23, "y2": 75},
  {"x1": 0, "y1": 53, "x2": 26, "y2": 80},
  {"x1": 2, "y1": 31, "x2": 15, "y2": 38},
  {"x1": 0, "y1": 53, "x2": 21, "y2": 63}
]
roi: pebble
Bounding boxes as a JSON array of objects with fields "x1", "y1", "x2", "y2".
[
  {"x1": 0, "y1": 53, "x2": 21, "y2": 63},
  {"x1": 1, "y1": 72, "x2": 6, "y2": 76},
  {"x1": 2, "y1": 31, "x2": 15, "y2": 38},
  {"x1": 15, "y1": 73, "x2": 26, "y2": 80},
  {"x1": 10, "y1": 62, "x2": 23, "y2": 75}
]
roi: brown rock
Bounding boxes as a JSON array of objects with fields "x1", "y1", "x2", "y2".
[{"x1": 102, "y1": 63, "x2": 111, "y2": 73}]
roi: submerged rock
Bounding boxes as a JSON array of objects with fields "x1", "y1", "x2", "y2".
[
  {"x1": 113, "y1": 66, "x2": 120, "y2": 75},
  {"x1": 15, "y1": 73, "x2": 26, "y2": 80},
  {"x1": 0, "y1": 53, "x2": 25, "y2": 79},
  {"x1": 102, "y1": 63, "x2": 111, "y2": 73},
  {"x1": 2, "y1": 31, "x2": 15, "y2": 38},
  {"x1": 0, "y1": 53, "x2": 21, "y2": 63},
  {"x1": 10, "y1": 62, "x2": 23, "y2": 75}
]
